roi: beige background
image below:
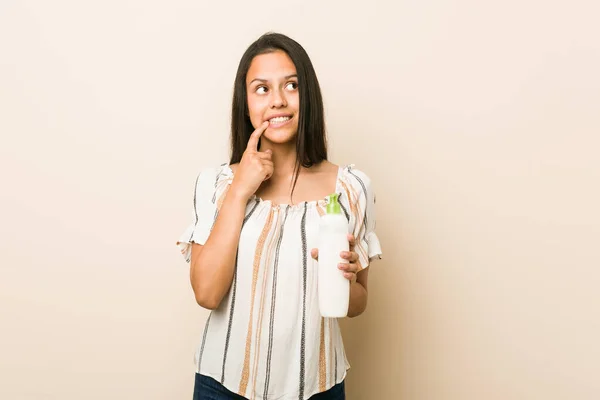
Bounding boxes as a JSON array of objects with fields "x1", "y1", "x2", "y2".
[{"x1": 1, "y1": 1, "x2": 599, "y2": 399}]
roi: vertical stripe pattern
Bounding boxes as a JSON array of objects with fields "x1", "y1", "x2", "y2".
[
  {"x1": 335, "y1": 350, "x2": 338, "y2": 383},
  {"x1": 188, "y1": 173, "x2": 201, "y2": 242},
  {"x1": 337, "y1": 192, "x2": 350, "y2": 222},
  {"x1": 211, "y1": 163, "x2": 227, "y2": 204},
  {"x1": 299, "y1": 202, "x2": 308, "y2": 399},
  {"x1": 342, "y1": 174, "x2": 368, "y2": 266},
  {"x1": 348, "y1": 169, "x2": 368, "y2": 235},
  {"x1": 316, "y1": 204, "x2": 325, "y2": 217},
  {"x1": 213, "y1": 183, "x2": 230, "y2": 223},
  {"x1": 329, "y1": 318, "x2": 334, "y2": 386},
  {"x1": 221, "y1": 199, "x2": 260, "y2": 384},
  {"x1": 211, "y1": 171, "x2": 220, "y2": 204},
  {"x1": 176, "y1": 164, "x2": 382, "y2": 399},
  {"x1": 250, "y1": 209, "x2": 283, "y2": 398},
  {"x1": 263, "y1": 206, "x2": 290, "y2": 399},
  {"x1": 196, "y1": 179, "x2": 230, "y2": 367},
  {"x1": 239, "y1": 207, "x2": 275, "y2": 395},
  {"x1": 339, "y1": 180, "x2": 356, "y2": 214},
  {"x1": 197, "y1": 312, "x2": 212, "y2": 371},
  {"x1": 318, "y1": 317, "x2": 327, "y2": 391}
]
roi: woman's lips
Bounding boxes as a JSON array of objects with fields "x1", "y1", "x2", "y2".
[{"x1": 267, "y1": 116, "x2": 293, "y2": 128}]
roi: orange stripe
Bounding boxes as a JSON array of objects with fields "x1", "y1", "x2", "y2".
[
  {"x1": 250, "y1": 208, "x2": 282, "y2": 398},
  {"x1": 340, "y1": 178, "x2": 369, "y2": 267},
  {"x1": 319, "y1": 317, "x2": 327, "y2": 391},
  {"x1": 355, "y1": 228, "x2": 369, "y2": 267},
  {"x1": 350, "y1": 204, "x2": 368, "y2": 265},
  {"x1": 316, "y1": 204, "x2": 325, "y2": 217},
  {"x1": 339, "y1": 180, "x2": 356, "y2": 214},
  {"x1": 239, "y1": 207, "x2": 275, "y2": 396},
  {"x1": 355, "y1": 233, "x2": 369, "y2": 267},
  {"x1": 345, "y1": 174, "x2": 361, "y2": 199},
  {"x1": 345, "y1": 178, "x2": 369, "y2": 265},
  {"x1": 216, "y1": 183, "x2": 231, "y2": 211}
]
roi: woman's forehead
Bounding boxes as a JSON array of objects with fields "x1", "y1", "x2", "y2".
[{"x1": 246, "y1": 51, "x2": 297, "y2": 83}]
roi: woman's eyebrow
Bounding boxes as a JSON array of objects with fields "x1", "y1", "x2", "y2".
[
  {"x1": 248, "y1": 74, "x2": 298, "y2": 85},
  {"x1": 248, "y1": 78, "x2": 268, "y2": 85}
]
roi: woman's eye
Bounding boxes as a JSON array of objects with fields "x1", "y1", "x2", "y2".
[
  {"x1": 286, "y1": 82, "x2": 298, "y2": 90},
  {"x1": 256, "y1": 86, "x2": 268, "y2": 94}
]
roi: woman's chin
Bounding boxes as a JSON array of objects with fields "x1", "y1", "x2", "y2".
[{"x1": 263, "y1": 129, "x2": 297, "y2": 145}]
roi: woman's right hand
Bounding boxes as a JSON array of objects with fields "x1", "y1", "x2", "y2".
[{"x1": 229, "y1": 121, "x2": 274, "y2": 201}]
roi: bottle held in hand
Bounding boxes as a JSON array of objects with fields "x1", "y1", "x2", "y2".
[{"x1": 317, "y1": 193, "x2": 349, "y2": 317}]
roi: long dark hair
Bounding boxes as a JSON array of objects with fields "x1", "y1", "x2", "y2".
[{"x1": 229, "y1": 32, "x2": 327, "y2": 201}]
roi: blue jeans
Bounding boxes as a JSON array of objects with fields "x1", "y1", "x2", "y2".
[{"x1": 193, "y1": 373, "x2": 345, "y2": 400}]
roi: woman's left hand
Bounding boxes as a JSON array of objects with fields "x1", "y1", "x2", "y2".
[{"x1": 310, "y1": 233, "x2": 360, "y2": 283}]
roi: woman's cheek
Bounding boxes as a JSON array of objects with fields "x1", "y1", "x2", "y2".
[{"x1": 248, "y1": 99, "x2": 268, "y2": 123}]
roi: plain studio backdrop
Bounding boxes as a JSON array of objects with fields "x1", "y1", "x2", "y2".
[{"x1": 1, "y1": 1, "x2": 599, "y2": 399}]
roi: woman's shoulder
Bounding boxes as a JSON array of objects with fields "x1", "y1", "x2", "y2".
[
  {"x1": 340, "y1": 163, "x2": 374, "y2": 190},
  {"x1": 191, "y1": 162, "x2": 232, "y2": 195},
  {"x1": 194, "y1": 162, "x2": 231, "y2": 180}
]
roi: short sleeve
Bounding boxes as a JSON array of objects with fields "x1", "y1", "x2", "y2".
[
  {"x1": 347, "y1": 167, "x2": 383, "y2": 270},
  {"x1": 176, "y1": 167, "x2": 219, "y2": 263}
]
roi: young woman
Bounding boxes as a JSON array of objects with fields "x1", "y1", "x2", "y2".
[{"x1": 177, "y1": 32, "x2": 382, "y2": 400}]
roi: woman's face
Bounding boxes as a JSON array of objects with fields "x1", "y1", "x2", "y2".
[{"x1": 246, "y1": 50, "x2": 299, "y2": 146}]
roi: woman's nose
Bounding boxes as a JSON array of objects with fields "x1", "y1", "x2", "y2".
[{"x1": 270, "y1": 89, "x2": 287, "y2": 108}]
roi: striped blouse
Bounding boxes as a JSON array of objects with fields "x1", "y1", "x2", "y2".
[{"x1": 176, "y1": 163, "x2": 383, "y2": 400}]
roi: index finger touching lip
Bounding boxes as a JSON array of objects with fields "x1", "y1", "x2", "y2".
[{"x1": 246, "y1": 121, "x2": 269, "y2": 151}]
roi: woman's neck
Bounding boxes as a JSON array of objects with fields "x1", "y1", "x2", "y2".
[{"x1": 259, "y1": 141, "x2": 299, "y2": 181}]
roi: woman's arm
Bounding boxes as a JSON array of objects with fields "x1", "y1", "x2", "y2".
[
  {"x1": 190, "y1": 122, "x2": 272, "y2": 310},
  {"x1": 189, "y1": 188, "x2": 249, "y2": 310}
]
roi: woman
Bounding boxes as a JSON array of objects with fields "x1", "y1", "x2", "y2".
[{"x1": 177, "y1": 32, "x2": 383, "y2": 400}]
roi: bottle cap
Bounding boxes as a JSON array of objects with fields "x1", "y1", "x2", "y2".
[{"x1": 326, "y1": 193, "x2": 341, "y2": 214}]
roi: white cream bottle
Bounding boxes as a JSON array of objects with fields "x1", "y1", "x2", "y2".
[{"x1": 318, "y1": 193, "x2": 350, "y2": 317}]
